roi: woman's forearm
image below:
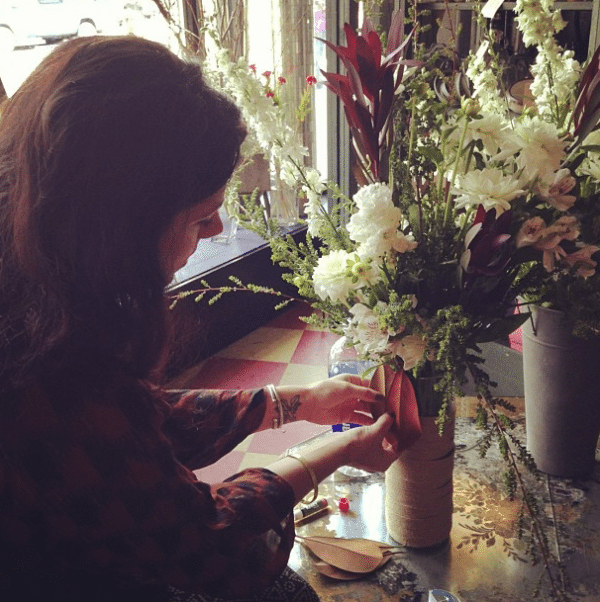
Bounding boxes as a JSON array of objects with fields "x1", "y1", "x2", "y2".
[
  {"x1": 266, "y1": 413, "x2": 396, "y2": 505},
  {"x1": 257, "y1": 377, "x2": 386, "y2": 433},
  {"x1": 266, "y1": 434, "x2": 351, "y2": 505}
]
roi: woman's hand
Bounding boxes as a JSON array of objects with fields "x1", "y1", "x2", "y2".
[
  {"x1": 342, "y1": 413, "x2": 398, "y2": 472},
  {"x1": 276, "y1": 375, "x2": 386, "y2": 427},
  {"x1": 268, "y1": 412, "x2": 397, "y2": 504}
]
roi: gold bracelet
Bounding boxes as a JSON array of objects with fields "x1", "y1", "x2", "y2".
[
  {"x1": 266, "y1": 384, "x2": 284, "y2": 430},
  {"x1": 287, "y1": 453, "x2": 318, "y2": 504}
]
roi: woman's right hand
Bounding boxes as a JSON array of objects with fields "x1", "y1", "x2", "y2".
[
  {"x1": 342, "y1": 412, "x2": 398, "y2": 473},
  {"x1": 268, "y1": 412, "x2": 398, "y2": 505}
]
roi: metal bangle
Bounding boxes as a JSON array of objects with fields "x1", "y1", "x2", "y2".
[
  {"x1": 266, "y1": 383, "x2": 284, "y2": 430},
  {"x1": 287, "y1": 453, "x2": 318, "y2": 504}
]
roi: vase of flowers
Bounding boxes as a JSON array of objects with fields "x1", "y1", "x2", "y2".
[
  {"x1": 522, "y1": 305, "x2": 600, "y2": 478},
  {"x1": 179, "y1": 1, "x2": 600, "y2": 589},
  {"x1": 202, "y1": 53, "x2": 317, "y2": 234},
  {"x1": 253, "y1": 0, "x2": 600, "y2": 557}
]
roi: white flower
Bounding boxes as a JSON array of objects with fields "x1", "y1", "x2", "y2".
[
  {"x1": 312, "y1": 250, "x2": 356, "y2": 304},
  {"x1": 301, "y1": 167, "x2": 327, "y2": 237},
  {"x1": 347, "y1": 183, "x2": 416, "y2": 259},
  {"x1": 465, "y1": 113, "x2": 515, "y2": 157},
  {"x1": 389, "y1": 335, "x2": 428, "y2": 370},
  {"x1": 514, "y1": 117, "x2": 567, "y2": 183},
  {"x1": 343, "y1": 303, "x2": 391, "y2": 357},
  {"x1": 452, "y1": 168, "x2": 525, "y2": 214},
  {"x1": 312, "y1": 249, "x2": 379, "y2": 305},
  {"x1": 467, "y1": 41, "x2": 507, "y2": 114}
]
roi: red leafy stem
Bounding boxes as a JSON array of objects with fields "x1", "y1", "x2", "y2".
[
  {"x1": 572, "y1": 43, "x2": 600, "y2": 146},
  {"x1": 319, "y1": 12, "x2": 421, "y2": 183}
]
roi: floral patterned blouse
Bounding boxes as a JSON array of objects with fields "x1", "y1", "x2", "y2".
[{"x1": 0, "y1": 366, "x2": 295, "y2": 600}]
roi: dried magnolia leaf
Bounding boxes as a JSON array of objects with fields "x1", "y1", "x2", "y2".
[
  {"x1": 311, "y1": 551, "x2": 394, "y2": 580},
  {"x1": 297, "y1": 535, "x2": 383, "y2": 573},
  {"x1": 311, "y1": 560, "x2": 363, "y2": 581}
]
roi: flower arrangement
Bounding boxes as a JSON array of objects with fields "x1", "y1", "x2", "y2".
[
  {"x1": 231, "y1": 1, "x2": 598, "y2": 588},
  {"x1": 264, "y1": 0, "x2": 600, "y2": 420},
  {"x1": 172, "y1": 3, "x2": 600, "y2": 595}
]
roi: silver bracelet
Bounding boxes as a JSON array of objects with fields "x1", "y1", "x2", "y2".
[{"x1": 266, "y1": 384, "x2": 284, "y2": 430}]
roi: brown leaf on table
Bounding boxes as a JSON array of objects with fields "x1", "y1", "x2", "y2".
[
  {"x1": 311, "y1": 551, "x2": 394, "y2": 580},
  {"x1": 311, "y1": 560, "x2": 364, "y2": 580},
  {"x1": 296, "y1": 535, "x2": 384, "y2": 573}
]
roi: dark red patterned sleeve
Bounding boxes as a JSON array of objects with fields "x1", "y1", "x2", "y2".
[
  {"x1": 159, "y1": 387, "x2": 267, "y2": 469},
  {"x1": 0, "y1": 374, "x2": 295, "y2": 599}
]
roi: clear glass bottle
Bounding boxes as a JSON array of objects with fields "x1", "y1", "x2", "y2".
[{"x1": 328, "y1": 336, "x2": 377, "y2": 478}]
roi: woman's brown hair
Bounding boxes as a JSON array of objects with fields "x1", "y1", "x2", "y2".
[{"x1": 0, "y1": 36, "x2": 245, "y2": 386}]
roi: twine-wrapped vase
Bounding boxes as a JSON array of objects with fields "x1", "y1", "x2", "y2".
[{"x1": 371, "y1": 366, "x2": 455, "y2": 548}]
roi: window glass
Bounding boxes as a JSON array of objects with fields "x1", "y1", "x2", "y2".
[{"x1": 0, "y1": 0, "x2": 177, "y2": 96}]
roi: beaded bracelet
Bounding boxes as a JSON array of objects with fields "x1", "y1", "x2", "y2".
[
  {"x1": 266, "y1": 383, "x2": 284, "y2": 430},
  {"x1": 287, "y1": 453, "x2": 319, "y2": 504}
]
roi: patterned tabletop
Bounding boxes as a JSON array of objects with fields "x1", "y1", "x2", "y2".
[{"x1": 288, "y1": 413, "x2": 600, "y2": 602}]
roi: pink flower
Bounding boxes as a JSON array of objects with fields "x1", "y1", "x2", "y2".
[
  {"x1": 249, "y1": 64, "x2": 256, "y2": 73},
  {"x1": 390, "y1": 335, "x2": 428, "y2": 370},
  {"x1": 532, "y1": 216, "x2": 579, "y2": 272},
  {"x1": 541, "y1": 244, "x2": 567, "y2": 272},
  {"x1": 266, "y1": 91, "x2": 274, "y2": 99},
  {"x1": 516, "y1": 217, "x2": 546, "y2": 248},
  {"x1": 540, "y1": 169, "x2": 577, "y2": 211},
  {"x1": 542, "y1": 215, "x2": 580, "y2": 244},
  {"x1": 561, "y1": 245, "x2": 600, "y2": 278},
  {"x1": 306, "y1": 75, "x2": 317, "y2": 85},
  {"x1": 277, "y1": 76, "x2": 287, "y2": 85},
  {"x1": 262, "y1": 70, "x2": 272, "y2": 79}
]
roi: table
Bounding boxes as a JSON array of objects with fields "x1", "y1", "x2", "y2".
[{"x1": 287, "y1": 399, "x2": 600, "y2": 602}]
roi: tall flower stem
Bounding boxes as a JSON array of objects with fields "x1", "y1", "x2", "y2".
[{"x1": 444, "y1": 114, "x2": 469, "y2": 226}]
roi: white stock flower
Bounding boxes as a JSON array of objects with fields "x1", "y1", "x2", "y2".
[
  {"x1": 452, "y1": 168, "x2": 525, "y2": 214},
  {"x1": 312, "y1": 250, "x2": 356, "y2": 304},
  {"x1": 514, "y1": 117, "x2": 567, "y2": 182},
  {"x1": 467, "y1": 42, "x2": 506, "y2": 115},
  {"x1": 347, "y1": 183, "x2": 416, "y2": 259},
  {"x1": 301, "y1": 167, "x2": 327, "y2": 237}
]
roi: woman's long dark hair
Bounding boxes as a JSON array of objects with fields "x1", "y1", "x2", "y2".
[{"x1": 0, "y1": 36, "x2": 245, "y2": 387}]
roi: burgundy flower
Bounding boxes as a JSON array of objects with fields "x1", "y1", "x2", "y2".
[{"x1": 462, "y1": 206, "x2": 513, "y2": 282}]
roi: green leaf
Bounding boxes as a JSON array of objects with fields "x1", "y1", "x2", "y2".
[{"x1": 472, "y1": 313, "x2": 530, "y2": 343}]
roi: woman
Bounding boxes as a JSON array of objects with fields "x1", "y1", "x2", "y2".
[{"x1": 0, "y1": 36, "x2": 397, "y2": 601}]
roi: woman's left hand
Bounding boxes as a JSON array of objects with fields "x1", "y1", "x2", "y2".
[{"x1": 277, "y1": 375, "x2": 387, "y2": 426}]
